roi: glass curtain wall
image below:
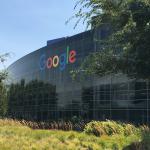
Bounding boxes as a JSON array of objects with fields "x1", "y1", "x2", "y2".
[{"x1": 7, "y1": 29, "x2": 150, "y2": 124}]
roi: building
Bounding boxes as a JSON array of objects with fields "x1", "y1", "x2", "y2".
[{"x1": 8, "y1": 28, "x2": 150, "y2": 124}]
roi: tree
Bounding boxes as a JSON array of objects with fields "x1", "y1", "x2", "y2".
[
  {"x1": 72, "y1": 0, "x2": 150, "y2": 80},
  {"x1": 0, "y1": 82, "x2": 7, "y2": 117},
  {"x1": 0, "y1": 53, "x2": 9, "y2": 82},
  {"x1": 0, "y1": 53, "x2": 9, "y2": 117}
]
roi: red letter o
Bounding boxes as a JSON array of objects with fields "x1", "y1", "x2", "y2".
[{"x1": 47, "y1": 57, "x2": 52, "y2": 69}]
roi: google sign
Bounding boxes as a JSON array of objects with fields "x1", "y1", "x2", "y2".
[{"x1": 39, "y1": 46, "x2": 77, "y2": 71}]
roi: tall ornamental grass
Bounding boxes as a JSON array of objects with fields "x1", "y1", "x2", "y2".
[{"x1": 84, "y1": 120, "x2": 140, "y2": 137}]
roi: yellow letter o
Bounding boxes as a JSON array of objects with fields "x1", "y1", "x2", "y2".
[{"x1": 53, "y1": 55, "x2": 59, "y2": 67}]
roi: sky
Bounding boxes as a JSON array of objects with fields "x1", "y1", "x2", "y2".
[{"x1": 0, "y1": 0, "x2": 86, "y2": 68}]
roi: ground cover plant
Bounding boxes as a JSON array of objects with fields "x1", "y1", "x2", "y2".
[{"x1": 0, "y1": 119, "x2": 149, "y2": 150}]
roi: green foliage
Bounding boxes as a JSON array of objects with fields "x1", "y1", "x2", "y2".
[
  {"x1": 0, "y1": 53, "x2": 10, "y2": 117},
  {"x1": 123, "y1": 128, "x2": 150, "y2": 150},
  {"x1": 0, "y1": 70, "x2": 8, "y2": 82},
  {"x1": 71, "y1": 50, "x2": 123, "y2": 79},
  {"x1": 84, "y1": 120, "x2": 140, "y2": 137},
  {"x1": 0, "y1": 53, "x2": 9, "y2": 82},
  {"x1": 0, "y1": 82, "x2": 7, "y2": 117},
  {"x1": 72, "y1": 0, "x2": 150, "y2": 80},
  {"x1": 0, "y1": 119, "x2": 143, "y2": 150}
]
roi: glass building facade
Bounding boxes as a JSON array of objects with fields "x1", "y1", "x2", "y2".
[{"x1": 8, "y1": 29, "x2": 150, "y2": 124}]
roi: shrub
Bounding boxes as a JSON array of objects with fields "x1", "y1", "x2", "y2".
[
  {"x1": 124, "y1": 126, "x2": 150, "y2": 150},
  {"x1": 84, "y1": 120, "x2": 140, "y2": 137}
]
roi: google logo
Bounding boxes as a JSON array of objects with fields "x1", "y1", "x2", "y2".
[{"x1": 39, "y1": 46, "x2": 77, "y2": 71}]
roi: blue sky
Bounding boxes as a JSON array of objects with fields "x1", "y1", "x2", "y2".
[{"x1": 0, "y1": 0, "x2": 86, "y2": 68}]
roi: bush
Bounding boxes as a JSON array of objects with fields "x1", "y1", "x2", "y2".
[
  {"x1": 123, "y1": 126, "x2": 150, "y2": 150},
  {"x1": 84, "y1": 120, "x2": 140, "y2": 137}
]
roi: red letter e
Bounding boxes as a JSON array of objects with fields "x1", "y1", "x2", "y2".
[{"x1": 69, "y1": 50, "x2": 76, "y2": 63}]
